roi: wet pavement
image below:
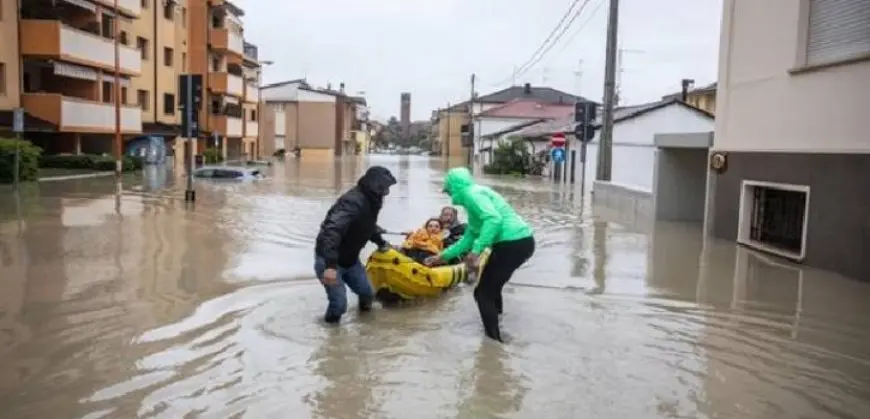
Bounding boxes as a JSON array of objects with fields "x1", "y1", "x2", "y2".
[{"x1": 1, "y1": 155, "x2": 869, "y2": 419}]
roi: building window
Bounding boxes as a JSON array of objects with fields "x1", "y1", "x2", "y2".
[
  {"x1": 137, "y1": 37, "x2": 149, "y2": 60},
  {"x1": 164, "y1": 47, "x2": 173, "y2": 67},
  {"x1": 163, "y1": 2, "x2": 174, "y2": 20},
  {"x1": 250, "y1": 109, "x2": 257, "y2": 121},
  {"x1": 163, "y1": 93, "x2": 175, "y2": 115},
  {"x1": 121, "y1": 87, "x2": 128, "y2": 105},
  {"x1": 181, "y1": 7, "x2": 187, "y2": 27},
  {"x1": 211, "y1": 57, "x2": 220, "y2": 72},
  {"x1": 805, "y1": 1, "x2": 870, "y2": 66},
  {"x1": 0, "y1": 63, "x2": 5, "y2": 95},
  {"x1": 738, "y1": 180, "x2": 810, "y2": 260},
  {"x1": 101, "y1": 15, "x2": 114, "y2": 38},
  {"x1": 181, "y1": 52, "x2": 187, "y2": 71},
  {"x1": 141, "y1": 0, "x2": 148, "y2": 8},
  {"x1": 138, "y1": 89, "x2": 149, "y2": 110},
  {"x1": 102, "y1": 81, "x2": 113, "y2": 103},
  {"x1": 120, "y1": 31, "x2": 128, "y2": 46}
]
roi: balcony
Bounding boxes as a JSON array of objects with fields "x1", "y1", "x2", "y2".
[
  {"x1": 23, "y1": 93, "x2": 142, "y2": 133},
  {"x1": 91, "y1": 0, "x2": 142, "y2": 18},
  {"x1": 212, "y1": 115, "x2": 243, "y2": 138},
  {"x1": 210, "y1": 72, "x2": 244, "y2": 97},
  {"x1": 20, "y1": 20, "x2": 141, "y2": 76},
  {"x1": 245, "y1": 121, "x2": 258, "y2": 138},
  {"x1": 210, "y1": 28, "x2": 245, "y2": 57},
  {"x1": 244, "y1": 84, "x2": 258, "y2": 103}
]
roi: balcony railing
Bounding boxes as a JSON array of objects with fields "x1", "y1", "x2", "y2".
[
  {"x1": 92, "y1": 0, "x2": 141, "y2": 18},
  {"x1": 244, "y1": 85, "x2": 258, "y2": 103},
  {"x1": 229, "y1": 32, "x2": 244, "y2": 55},
  {"x1": 20, "y1": 20, "x2": 141, "y2": 75},
  {"x1": 212, "y1": 115, "x2": 244, "y2": 138},
  {"x1": 210, "y1": 72, "x2": 244, "y2": 97},
  {"x1": 245, "y1": 121, "x2": 259, "y2": 138},
  {"x1": 23, "y1": 93, "x2": 142, "y2": 133}
]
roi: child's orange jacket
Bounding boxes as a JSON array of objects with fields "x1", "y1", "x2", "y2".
[{"x1": 402, "y1": 228, "x2": 444, "y2": 254}]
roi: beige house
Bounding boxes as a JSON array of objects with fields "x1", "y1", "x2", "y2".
[
  {"x1": 705, "y1": 0, "x2": 870, "y2": 280},
  {"x1": 259, "y1": 79, "x2": 364, "y2": 158}
]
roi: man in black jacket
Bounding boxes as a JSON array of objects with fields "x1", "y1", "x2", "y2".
[{"x1": 314, "y1": 165, "x2": 397, "y2": 324}]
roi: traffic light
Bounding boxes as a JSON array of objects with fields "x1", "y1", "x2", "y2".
[{"x1": 573, "y1": 102, "x2": 598, "y2": 142}]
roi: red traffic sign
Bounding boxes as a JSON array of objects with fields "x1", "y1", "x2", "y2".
[{"x1": 550, "y1": 133, "x2": 566, "y2": 147}]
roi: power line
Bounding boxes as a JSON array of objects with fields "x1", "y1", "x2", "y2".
[
  {"x1": 487, "y1": 0, "x2": 591, "y2": 87},
  {"x1": 550, "y1": 0, "x2": 607, "y2": 59},
  {"x1": 515, "y1": 0, "x2": 596, "y2": 80}
]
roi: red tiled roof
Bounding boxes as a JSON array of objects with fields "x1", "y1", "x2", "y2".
[{"x1": 478, "y1": 99, "x2": 573, "y2": 119}]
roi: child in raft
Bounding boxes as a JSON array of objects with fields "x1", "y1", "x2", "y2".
[{"x1": 401, "y1": 218, "x2": 445, "y2": 263}]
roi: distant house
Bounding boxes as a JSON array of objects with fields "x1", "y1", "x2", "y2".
[
  {"x1": 259, "y1": 79, "x2": 364, "y2": 158},
  {"x1": 662, "y1": 81, "x2": 718, "y2": 115},
  {"x1": 432, "y1": 83, "x2": 594, "y2": 158},
  {"x1": 476, "y1": 99, "x2": 575, "y2": 165}
]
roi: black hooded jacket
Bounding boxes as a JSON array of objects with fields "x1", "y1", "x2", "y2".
[{"x1": 315, "y1": 166, "x2": 397, "y2": 269}]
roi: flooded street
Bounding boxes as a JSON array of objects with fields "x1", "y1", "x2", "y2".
[{"x1": 1, "y1": 156, "x2": 869, "y2": 419}]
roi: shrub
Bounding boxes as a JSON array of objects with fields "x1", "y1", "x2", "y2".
[
  {"x1": 40, "y1": 153, "x2": 143, "y2": 172},
  {"x1": 0, "y1": 138, "x2": 43, "y2": 183},
  {"x1": 273, "y1": 148, "x2": 286, "y2": 157},
  {"x1": 202, "y1": 147, "x2": 223, "y2": 164}
]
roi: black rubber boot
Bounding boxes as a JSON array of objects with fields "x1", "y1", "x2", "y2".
[
  {"x1": 324, "y1": 313, "x2": 341, "y2": 324},
  {"x1": 359, "y1": 296, "x2": 373, "y2": 313}
]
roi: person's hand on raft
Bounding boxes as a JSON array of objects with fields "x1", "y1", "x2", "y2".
[
  {"x1": 321, "y1": 268, "x2": 338, "y2": 287},
  {"x1": 423, "y1": 254, "x2": 445, "y2": 266},
  {"x1": 464, "y1": 252, "x2": 480, "y2": 269}
]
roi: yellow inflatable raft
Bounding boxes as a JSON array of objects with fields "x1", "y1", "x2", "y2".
[{"x1": 366, "y1": 248, "x2": 490, "y2": 304}]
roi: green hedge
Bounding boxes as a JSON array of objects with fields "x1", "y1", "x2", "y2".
[
  {"x1": 40, "y1": 154, "x2": 143, "y2": 172},
  {"x1": 202, "y1": 147, "x2": 223, "y2": 164},
  {"x1": 0, "y1": 138, "x2": 43, "y2": 183}
]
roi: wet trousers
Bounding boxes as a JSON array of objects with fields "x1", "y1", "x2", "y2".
[
  {"x1": 474, "y1": 236, "x2": 535, "y2": 342},
  {"x1": 314, "y1": 257, "x2": 374, "y2": 323}
]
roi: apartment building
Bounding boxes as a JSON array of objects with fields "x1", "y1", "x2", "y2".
[
  {"x1": 128, "y1": 0, "x2": 189, "y2": 164},
  {"x1": 9, "y1": 0, "x2": 145, "y2": 153},
  {"x1": 260, "y1": 79, "x2": 364, "y2": 158},
  {"x1": 188, "y1": 0, "x2": 260, "y2": 162},
  {"x1": 706, "y1": 0, "x2": 870, "y2": 280}
]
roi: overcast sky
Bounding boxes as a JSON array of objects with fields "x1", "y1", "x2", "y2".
[{"x1": 233, "y1": 0, "x2": 722, "y2": 121}]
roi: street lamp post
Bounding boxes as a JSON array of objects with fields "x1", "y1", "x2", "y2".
[
  {"x1": 113, "y1": 0, "x2": 122, "y2": 180},
  {"x1": 255, "y1": 60, "x2": 273, "y2": 159}
]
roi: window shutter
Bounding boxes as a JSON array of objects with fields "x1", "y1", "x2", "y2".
[{"x1": 807, "y1": 0, "x2": 870, "y2": 65}]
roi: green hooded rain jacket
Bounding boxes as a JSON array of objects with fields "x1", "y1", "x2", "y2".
[{"x1": 440, "y1": 167, "x2": 533, "y2": 261}]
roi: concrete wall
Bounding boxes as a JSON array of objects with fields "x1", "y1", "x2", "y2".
[
  {"x1": 654, "y1": 148, "x2": 709, "y2": 222},
  {"x1": 715, "y1": 0, "x2": 870, "y2": 153},
  {"x1": 592, "y1": 180, "x2": 653, "y2": 223}
]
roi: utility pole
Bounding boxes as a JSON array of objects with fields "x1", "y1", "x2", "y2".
[
  {"x1": 467, "y1": 73, "x2": 475, "y2": 170},
  {"x1": 597, "y1": 0, "x2": 620, "y2": 181},
  {"x1": 445, "y1": 102, "x2": 451, "y2": 159}
]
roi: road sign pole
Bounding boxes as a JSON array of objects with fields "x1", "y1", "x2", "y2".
[
  {"x1": 184, "y1": 75, "x2": 196, "y2": 203},
  {"x1": 12, "y1": 108, "x2": 24, "y2": 188}
]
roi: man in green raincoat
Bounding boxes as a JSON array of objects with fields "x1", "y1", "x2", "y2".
[{"x1": 424, "y1": 167, "x2": 536, "y2": 342}]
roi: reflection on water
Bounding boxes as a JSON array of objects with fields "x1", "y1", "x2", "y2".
[{"x1": 0, "y1": 155, "x2": 869, "y2": 418}]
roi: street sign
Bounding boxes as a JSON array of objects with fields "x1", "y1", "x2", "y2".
[
  {"x1": 551, "y1": 147, "x2": 565, "y2": 163},
  {"x1": 12, "y1": 108, "x2": 24, "y2": 133},
  {"x1": 550, "y1": 132, "x2": 566, "y2": 147}
]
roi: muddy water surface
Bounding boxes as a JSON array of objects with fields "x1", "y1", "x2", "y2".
[{"x1": 1, "y1": 156, "x2": 869, "y2": 419}]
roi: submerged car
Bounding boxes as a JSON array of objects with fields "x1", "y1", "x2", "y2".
[{"x1": 193, "y1": 165, "x2": 264, "y2": 180}]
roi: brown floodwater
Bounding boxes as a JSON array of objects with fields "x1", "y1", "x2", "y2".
[{"x1": 1, "y1": 156, "x2": 869, "y2": 419}]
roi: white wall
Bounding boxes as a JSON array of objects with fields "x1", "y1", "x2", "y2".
[
  {"x1": 261, "y1": 83, "x2": 301, "y2": 101},
  {"x1": 297, "y1": 89, "x2": 335, "y2": 103},
  {"x1": 654, "y1": 148, "x2": 709, "y2": 222},
  {"x1": 475, "y1": 117, "x2": 538, "y2": 155},
  {"x1": 273, "y1": 109, "x2": 286, "y2": 135},
  {"x1": 570, "y1": 104, "x2": 715, "y2": 192},
  {"x1": 715, "y1": 0, "x2": 870, "y2": 153}
]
